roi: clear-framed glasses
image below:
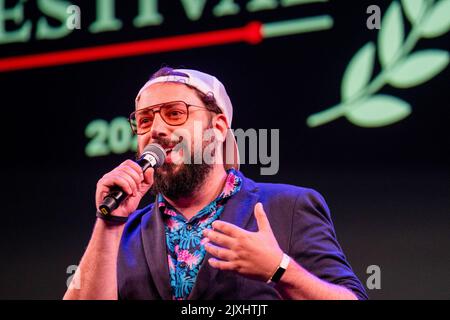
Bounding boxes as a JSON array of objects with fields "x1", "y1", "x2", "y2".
[{"x1": 129, "y1": 100, "x2": 216, "y2": 135}]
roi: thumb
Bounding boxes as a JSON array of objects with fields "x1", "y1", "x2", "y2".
[
  {"x1": 254, "y1": 202, "x2": 271, "y2": 232},
  {"x1": 140, "y1": 168, "x2": 154, "y2": 191}
]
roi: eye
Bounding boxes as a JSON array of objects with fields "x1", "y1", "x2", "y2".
[
  {"x1": 138, "y1": 116, "x2": 152, "y2": 126},
  {"x1": 164, "y1": 107, "x2": 186, "y2": 118},
  {"x1": 169, "y1": 110, "x2": 183, "y2": 116}
]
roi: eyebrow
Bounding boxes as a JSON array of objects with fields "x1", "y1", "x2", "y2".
[{"x1": 137, "y1": 104, "x2": 161, "y2": 113}]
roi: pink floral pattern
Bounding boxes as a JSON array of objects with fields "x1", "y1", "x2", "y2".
[{"x1": 159, "y1": 168, "x2": 242, "y2": 300}]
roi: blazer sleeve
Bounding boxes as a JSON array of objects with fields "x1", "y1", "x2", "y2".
[{"x1": 288, "y1": 188, "x2": 368, "y2": 300}]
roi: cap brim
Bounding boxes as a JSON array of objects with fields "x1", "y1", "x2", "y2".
[{"x1": 223, "y1": 129, "x2": 240, "y2": 171}]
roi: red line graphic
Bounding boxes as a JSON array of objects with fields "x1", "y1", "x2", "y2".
[{"x1": 0, "y1": 22, "x2": 262, "y2": 73}]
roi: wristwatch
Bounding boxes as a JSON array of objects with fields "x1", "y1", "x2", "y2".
[
  {"x1": 96, "y1": 210, "x2": 128, "y2": 225},
  {"x1": 267, "y1": 253, "x2": 290, "y2": 284}
]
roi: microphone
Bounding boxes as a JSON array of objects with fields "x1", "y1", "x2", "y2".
[{"x1": 98, "y1": 143, "x2": 166, "y2": 216}]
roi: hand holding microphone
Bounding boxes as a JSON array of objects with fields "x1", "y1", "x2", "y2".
[{"x1": 95, "y1": 143, "x2": 166, "y2": 218}]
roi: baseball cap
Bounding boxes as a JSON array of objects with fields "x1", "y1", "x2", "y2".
[{"x1": 135, "y1": 68, "x2": 240, "y2": 170}]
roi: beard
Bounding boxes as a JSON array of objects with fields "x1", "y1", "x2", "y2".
[
  {"x1": 147, "y1": 127, "x2": 217, "y2": 201},
  {"x1": 152, "y1": 161, "x2": 212, "y2": 200}
]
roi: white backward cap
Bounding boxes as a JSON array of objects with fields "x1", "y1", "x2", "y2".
[{"x1": 135, "y1": 68, "x2": 240, "y2": 171}]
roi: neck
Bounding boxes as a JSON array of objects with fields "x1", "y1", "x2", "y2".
[{"x1": 164, "y1": 164, "x2": 228, "y2": 220}]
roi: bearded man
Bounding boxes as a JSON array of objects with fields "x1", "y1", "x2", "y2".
[{"x1": 64, "y1": 67, "x2": 367, "y2": 300}]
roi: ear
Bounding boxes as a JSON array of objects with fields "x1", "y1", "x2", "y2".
[{"x1": 211, "y1": 113, "x2": 229, "y2": 143}]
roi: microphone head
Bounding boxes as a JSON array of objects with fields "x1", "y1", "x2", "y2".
[{"x1": 142, "y1": 143, "x2": 166, "y2": 168}]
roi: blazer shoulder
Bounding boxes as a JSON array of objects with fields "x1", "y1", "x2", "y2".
[
  {"x1": 256, "y1": 181, "x2": 327, "y2": 206},
  {"x1": 123, "y1": 203, "x2": 155, "y2": 233}
]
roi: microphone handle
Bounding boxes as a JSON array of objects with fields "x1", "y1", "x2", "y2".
[
  {"x1": 98, "y1": 187, "x2": 128, "y2": 216},
  {"x1": 98, "y1": 156, "x2": 154, "y2": 216}
]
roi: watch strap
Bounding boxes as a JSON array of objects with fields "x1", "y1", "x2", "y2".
[{"x1": 267, "y1": 253, "x2": 290, "y2": 284}]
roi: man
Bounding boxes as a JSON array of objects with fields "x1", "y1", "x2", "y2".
[{"x1": 64, "y1": 67, "x2": 368, "y2": 300}]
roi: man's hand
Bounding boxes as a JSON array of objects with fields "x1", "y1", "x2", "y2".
[
  {"x1": 95, "y1": 160, "x2": 154, "y2": 217},
  {"x1": 204, "y1": 202, "x2": 284, "y2": 282}
]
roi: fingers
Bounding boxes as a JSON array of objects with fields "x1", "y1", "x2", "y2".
[
  {"x1": 114, "y1": 172, "x2": 140, "y2": 197},
  {"x1": 211, "y1": 220, "x2": 244, "y2": 238},
  {"x1": 207, "y1": 258, "x2": 237, "y2": 271},
  {"x1": 120, "y1": 159, "x2": 154, "y2": 186},
  {"x1": 254, "y1": 202, "x2": 271, "y2": 232},
  {"x1": 100, "y1": 174, "x2": 136, "y2": 196},
  {"x1": 204, "y1": 243, "x2": 237, "y2": 261},
  {"x1": 121, "y1": 159, "x2": 144, "y2": 175},
  {"x1": 116, "y1": 161, "x2": 144, "y2": 187},
  {"x1": 143, "y1": 167, "x2": 154, "y2": 185},
  {"x1": 203, "y1": 229, "x2": 235, "y2": 249},
  {"x1": 96, "y1": 160, "x2": 149, "y2": 205}
]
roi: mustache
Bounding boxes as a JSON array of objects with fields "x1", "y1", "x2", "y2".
[
  {"x1": 150, "y1": 136, "x2": 184, "y2": 150},
  {"x1": 136, "y1": 136, "x2": 183, "y2": 160}
]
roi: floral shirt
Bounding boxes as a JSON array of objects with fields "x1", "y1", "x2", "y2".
[{"x1": 158, "y1": 168, "x2": 242, "y2": 300}]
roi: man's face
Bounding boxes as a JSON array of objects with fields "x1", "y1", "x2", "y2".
[{"x1": 136, "y1": 82, "x2": 218, "y2": 199}]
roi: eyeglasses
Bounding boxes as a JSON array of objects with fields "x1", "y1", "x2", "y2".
[{"x1": 129, "y1": 100, "x2": 217, "y2": 135}]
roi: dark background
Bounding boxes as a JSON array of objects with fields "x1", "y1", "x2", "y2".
[{"x1": 0, "y1": 0, "x2": 449, "y2": 299}]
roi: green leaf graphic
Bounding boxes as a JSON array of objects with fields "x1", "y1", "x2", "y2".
[
  {"x1": 346, "y1": 95, "x2": 411, "y2": 127},
  {"x1": 387, "y1": 50, "x2": 450, "y2": 88},
  {"x1": 306, "y1": 0, "x2": 449, "y2": 129},
  {"x1": 421, "y1": 0, "x2": 450, "y2": 38},
  {"x1": 341, "y1": 42, "x2": 375, "y2": 101},
  {"x1": 401, "y1": 0, "x2": 425, "y2": 24},
  {"x1": 378, "y1": 1, "x2": 404, "y2": 67}
]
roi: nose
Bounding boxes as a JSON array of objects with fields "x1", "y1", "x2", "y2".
[{"x1": 149, "y1": 112, "x2": 170, "y2": 138}]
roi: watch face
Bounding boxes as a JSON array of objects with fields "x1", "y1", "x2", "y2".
[{"x1": 270, "y1": 268, "x2": 285, "y2": 283}]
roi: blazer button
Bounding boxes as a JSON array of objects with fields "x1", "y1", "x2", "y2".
[
  {"x1": 186, "y1": 224, "x2": 193, "y2": 231},
  {"x1": 179, "y1": 262, "x2": 187, "y2": 268}
]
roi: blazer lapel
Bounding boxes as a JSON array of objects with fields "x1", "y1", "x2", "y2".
[
  {"x1": 188, "y1": 172, "x2": 260, "y2": 299},
  {"x1": 140, "y1": 199, "x2": 172, "y2": 300}
]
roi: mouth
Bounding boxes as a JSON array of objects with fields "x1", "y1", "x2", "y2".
[
  {"x1": 160, "y1": 137, "x2": 183, "y2": 155},
  {"x1": 162, "y1": 145, "x2": 181, "y2": 164}
]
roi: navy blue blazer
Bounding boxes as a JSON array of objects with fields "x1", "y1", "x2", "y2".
[{"x1": 117, "y1": 171, "x2": 368, "y2": 300}]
